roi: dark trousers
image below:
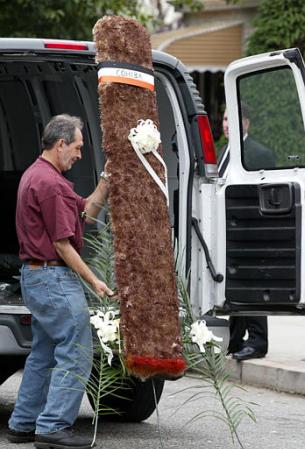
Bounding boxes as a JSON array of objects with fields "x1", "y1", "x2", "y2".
[{"x1": 228, "y1": 316, "x2": 268, "y2": 354}]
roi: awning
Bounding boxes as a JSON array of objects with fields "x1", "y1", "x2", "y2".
[{"x1": 151, "y1": 20, "x2": 243, "y2": 72}]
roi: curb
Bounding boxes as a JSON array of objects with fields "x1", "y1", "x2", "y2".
[{"x1": 226, "y1": 357, "x2": 305, "y2": 395}]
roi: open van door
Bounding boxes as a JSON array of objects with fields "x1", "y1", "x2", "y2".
[{"x1": 195, "y1": 48, "x2": 305, "y2": 316}]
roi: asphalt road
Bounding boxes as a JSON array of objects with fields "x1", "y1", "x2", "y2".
[{"x1": 1, "y1": 371, "x2": 305, "y2": 449}]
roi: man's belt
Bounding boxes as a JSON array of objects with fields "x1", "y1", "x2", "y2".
[{"x1": 26, "y1": 259, "x2": 67, "y2": 268}]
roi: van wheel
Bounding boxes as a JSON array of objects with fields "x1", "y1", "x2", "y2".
[{"x1": 87, "y1": 375, "x2": 165, "y2": 422}]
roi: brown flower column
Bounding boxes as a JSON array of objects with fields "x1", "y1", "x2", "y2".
[{"x1": 93, "y1": 16, "x2": 186, "y2": 379}]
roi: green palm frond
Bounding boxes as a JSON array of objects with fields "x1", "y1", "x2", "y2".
[
  {"x1": 82, "y1": 220, "x2": 117, "y2": 307},
  {"x1": 80, "y1": 218, "x2": 126, "y2": 445},
  {"x1": 81, "y1": 217, "x2": 255, "y2": 448},
  {"x1": 178, "y1": 280, "x2": 256, "y2": 448},
  {"x1": 87, "y1": 352, "x2": 128, "y2": 417}
]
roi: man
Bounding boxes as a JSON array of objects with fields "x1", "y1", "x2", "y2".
[
  {"x1": 219, "y1": 105, "x2": 272, "y2": 361},
  {"x1": 219, "y1": 106, "x2": 275, "y2": 176},
  {"x1": 7, "y1": 114, "x2": 113, "y2": 449}
]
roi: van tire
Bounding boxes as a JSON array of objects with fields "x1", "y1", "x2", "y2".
[{"x1": 87, "y1": 375, "x2": 165, "y2": 422}]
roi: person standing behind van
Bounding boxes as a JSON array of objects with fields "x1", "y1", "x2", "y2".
[
  {"x1": 8, "y1": 114, "x2": 113, "y2": 449},
  {"x1": 218, "y1": 107, "x2": 269, "y2": 361},
  {"x1": 219, "y1": 107, "x2": 275, "y2": 175}
]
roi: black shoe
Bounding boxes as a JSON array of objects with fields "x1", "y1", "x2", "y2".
[
  {"x1": 7, "y1": 428, "x2": 35, "y2": 443},
  {"x1": 227, "y1": 346, "x2": 243, "y2": 355},
  {"x1": 232, "y1": 346, "x2": 266, "y2": 361},
  {"x1": 34, "y1": 427, "x2": 94, "y2": 449}
]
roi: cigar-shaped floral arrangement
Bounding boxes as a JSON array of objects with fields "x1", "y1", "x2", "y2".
[{"x1": 93, "y1": 16, "x2": 186, "y2": 379}]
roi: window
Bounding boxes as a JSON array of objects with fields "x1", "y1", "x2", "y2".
[{"x1": 238, "y1": 67, "x2": 305, "y2": 170}]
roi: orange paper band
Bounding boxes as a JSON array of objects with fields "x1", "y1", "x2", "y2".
[{"x1": 98, "y1": 75, "x2": 154, "y2": 91}]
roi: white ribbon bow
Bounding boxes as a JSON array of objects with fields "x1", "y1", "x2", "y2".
[{"x1": 128, "y1": 119, "x2": 169, "y2": 206}]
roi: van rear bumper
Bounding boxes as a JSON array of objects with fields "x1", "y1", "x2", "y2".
[
  {"x1": 0, "y1": 326, "x2": 30, "y2": 354},
  {"x1": 0, "y1": 314, "x2": 31, "y2": 355}
]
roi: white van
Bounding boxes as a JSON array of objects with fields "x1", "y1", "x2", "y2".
[{"x1": 0, "y1": 39, "x2": 304, "y2": 420}]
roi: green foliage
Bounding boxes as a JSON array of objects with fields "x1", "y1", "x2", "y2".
[
  {"x1": 87, "y1": 352, "x2": 126, "y2": 417},
  {"x1": 83, "y1": 220, "x2": 116, "y2": 307},
  {"x1": 82, "y1": 221, "x2": 128, "y2": 443},
  {"x1": 168, "y1": 0, "x2": 203, "y2": 12},
  {"x1": 86, "y1": 349, "x2": 130, "y2": 446},
  {"x1": 178, "y1": 277, "x2": 256, "y2": 448},
  {"x1": 215, "y1": 134, "x2": 227, "y2": 155},
  {"x1": 83, "y1": 220, "x2": 254, "y2": 447},
  {"x1": 247, "y1": 0, "x2": 305, "y2": 57},
  {"x1": 0, "y1": 0, "x2": 204, "y2": 40},
  {"x1": 181, "y1": 351, "x2": 256, "y2": 448},
  {"x1": 232, "y1": 0, "x2": 305, "y2": 169},
  {"x1": 0, "y1": 0, "x2": 152, "y2": 40}
]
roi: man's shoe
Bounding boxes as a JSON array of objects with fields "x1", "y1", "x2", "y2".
[
  {"x1": 232, "y1": 346, "x2": 266, "y2": 361},
  {"x1": 7, "y1": 428, "x2": 35, "y2": 443},
  {"x1": 34, "y1": 427, "x2": 94, "y2": 449}
]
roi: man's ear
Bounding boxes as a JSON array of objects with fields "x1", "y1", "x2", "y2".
[{"x1": 56, "y1": 138, "x2": 65, "y2": 152}]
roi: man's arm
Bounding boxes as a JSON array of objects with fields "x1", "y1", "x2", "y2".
[
  {"x1": 84, "y1": 177, "x2": 108, "y2": 223},
  {"x1": 53, "y1": 238, "x2": 113, "y2": 297}
]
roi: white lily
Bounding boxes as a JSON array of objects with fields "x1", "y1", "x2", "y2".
[
  {"x1": 190, "y1": 320, "x2": 223, "y2": 353},
  {"x1": 90, "y1": 310, "x2": 120, "y2": 365}
]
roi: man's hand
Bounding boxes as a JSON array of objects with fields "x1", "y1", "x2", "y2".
[
  {"x1": 54, "y1": 238, "x2": 114, "y2": 297},
  {"x1": 92, "y1": 279, "x2": 114, "y2": 298},
  {"x1": 104, "y1": 159, "x2": 111, "y2": 178}
]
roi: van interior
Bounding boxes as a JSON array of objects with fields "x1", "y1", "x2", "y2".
[{"x1": 0, "y1": 58, "x2": 180, "y2": 304}]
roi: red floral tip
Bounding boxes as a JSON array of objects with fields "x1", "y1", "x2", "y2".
[{"x1": 125, "y1": 354, "x2": 187, "y2": 380}]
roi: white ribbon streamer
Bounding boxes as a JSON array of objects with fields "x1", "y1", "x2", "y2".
[{"x1": 128, "y1": 120, "x2": 169, "y2": 206}]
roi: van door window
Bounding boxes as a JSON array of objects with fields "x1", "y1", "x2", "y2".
[{"x1": 238, "y1": 67, "x2": 305, "y2": 170}]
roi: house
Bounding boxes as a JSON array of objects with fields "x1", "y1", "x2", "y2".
[{"x1": 151, "y1": 0, "x2": 260, "y2": 140}]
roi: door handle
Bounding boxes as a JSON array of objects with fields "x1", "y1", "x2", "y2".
[
  {"x1": 258, "y1": 183, "x2": 294, "y2": 214},
  {"x1": 269, "y1": 187, "x2": 281, "y2": 207}
]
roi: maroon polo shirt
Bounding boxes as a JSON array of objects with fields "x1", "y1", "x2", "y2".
[{"x1": 16, "y1": 156, "x2": 86, "y2": 261}]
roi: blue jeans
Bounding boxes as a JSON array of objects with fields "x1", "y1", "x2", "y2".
[{"x1": 9, "y1": 264, "x2": 93, "y2": 434}]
